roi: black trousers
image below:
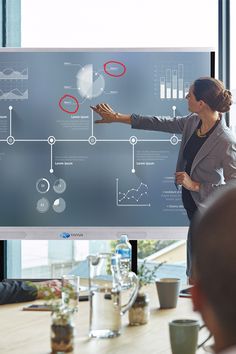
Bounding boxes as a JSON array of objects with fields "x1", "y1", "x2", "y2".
[{"x1": 186, "y1": 209, "x2": 196, "y2": 277}]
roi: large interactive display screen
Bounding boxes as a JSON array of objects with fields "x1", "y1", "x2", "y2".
[{"x1": 0, "y1": 48, "x2": 214, "y2": 239}]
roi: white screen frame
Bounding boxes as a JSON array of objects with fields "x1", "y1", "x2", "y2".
[{"x1": 0, "y1": 47, "x2": 214, "y2": 240}]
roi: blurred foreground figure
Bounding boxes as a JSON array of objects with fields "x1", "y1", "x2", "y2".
[{"x1": 191, "y1": 186, "x2": 236, "y2": 354}]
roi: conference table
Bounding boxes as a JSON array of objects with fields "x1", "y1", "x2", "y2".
[{"x1": 0, "y1": 284, "x2": 212, "y2": 354}]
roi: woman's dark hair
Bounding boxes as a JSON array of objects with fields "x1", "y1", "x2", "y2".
[{"x1": 193, "y1": 77, "x2": 232, "y2": 113}]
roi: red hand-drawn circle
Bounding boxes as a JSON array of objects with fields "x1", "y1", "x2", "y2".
[
  {"x1": 103, "y1": 61, "x2": 126, "y2": 77},
  {"x1": 59, "y1": 94, "x2": 79, "y2": 114}
]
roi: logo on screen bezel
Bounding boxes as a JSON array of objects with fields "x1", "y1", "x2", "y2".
[{"x1": 59, "y1": 232, "x2": 84, "y2": 239}]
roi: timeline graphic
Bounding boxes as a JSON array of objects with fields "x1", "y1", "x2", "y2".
[{"x1": 2, "y1": 101, "x2": 180, "y2": 210}]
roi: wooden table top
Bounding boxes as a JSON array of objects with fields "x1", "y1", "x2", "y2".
[{"x1": 0, "y1": 284, "x2": 212, "y2": 354}]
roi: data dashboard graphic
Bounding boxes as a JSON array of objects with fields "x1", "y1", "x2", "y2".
[
  {"x1": 76, "y1": 64, "x2": 105, "y2": 99},
  {"x1": 0, "y1": 49, "x2": 213, "y2": 238}
]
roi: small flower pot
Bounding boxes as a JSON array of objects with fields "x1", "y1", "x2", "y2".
[{"x1": 128, "y1": 291, "x2": 150, "y2": 326}]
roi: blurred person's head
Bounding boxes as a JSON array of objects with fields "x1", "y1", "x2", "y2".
[{"x1": 191, "y1": 186, "x2": 236, "y2": 352}]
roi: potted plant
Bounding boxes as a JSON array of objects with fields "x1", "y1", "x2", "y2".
[
  {"x1": 128, "y1": 260, "x2": 164, "y2": 326},
  {"x1": 50, "y1": 304, "x2": 74, "y2": 354},
  {"x1": 35, "y1": 281, "x2": 78, "y2": 353}
]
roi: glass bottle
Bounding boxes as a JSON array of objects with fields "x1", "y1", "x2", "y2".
[{"x1": 115, "y1": 235, "x2": 132, "y2": 287}]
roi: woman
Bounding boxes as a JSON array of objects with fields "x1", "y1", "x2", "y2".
[{"x1": 91, "y1": 77, "x2": 236, "y2": 279}]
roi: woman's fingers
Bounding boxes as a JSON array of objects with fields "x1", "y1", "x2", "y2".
[
  {"x1": 91, "y1": 103, "x2": 114, "y2": 112},
  {"x1": 91, "y1": 103, "x2": 116, "y2": 123},
  {"x1": 104, "y1": 103, "x2": 114, "y2": 112},
  {"x1": 175, "y1": 172, "x2": 186, "y2": 184},
  {"x1": 100, "y1": 103, "x2": 108, "y2": 110}
]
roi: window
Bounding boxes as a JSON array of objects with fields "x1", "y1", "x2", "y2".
[
  {"x1": 21, "y1": 0, "x2": 218, "y2": 48},
  {"x1": 137, "y1": 240, "x2": 187, "y2": 283},
  {"x1": 0, "y1": 0, "x2": 21, "y2": 46},
  {"x1": 7, "y1": 240, "x2": 113, "y2": 278}
]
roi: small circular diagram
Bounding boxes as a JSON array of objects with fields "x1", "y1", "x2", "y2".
[
  {"x1": 36, "y1": 178, "x2": 50, "y2": 194},
  {"x1": 53, "y1": 198, "x2": 66, "y2": 213},
  {"x1": 53, "y1": 179, "x2": 67, "y2": 194},
  {"x1": 36, "y1": 198, "x2": 50, "y2": 213}
]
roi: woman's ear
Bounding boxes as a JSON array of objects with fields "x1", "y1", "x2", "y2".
[{"x1": 198, "y1": 100, "x2": 206, "y2": 109}]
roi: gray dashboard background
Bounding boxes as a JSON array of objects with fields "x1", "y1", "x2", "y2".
[{"x1": 0, "y1": 50, "x2": 212, "y2": 227}]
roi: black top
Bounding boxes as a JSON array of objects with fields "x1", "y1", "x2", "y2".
[{"x1": 182, "y1": 120, "x2": 219, "y2": 217}]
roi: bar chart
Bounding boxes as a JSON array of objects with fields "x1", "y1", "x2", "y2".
[{"x1": 158, "y1": 64, "x2": 190, "y2": 100}]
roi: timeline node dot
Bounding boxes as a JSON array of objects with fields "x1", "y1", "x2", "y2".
[
  {"x1": 129, "y1": 136, "x2": 138, "y2": 145},
  {"x1": 48, "y1": 136, "x2": 56, "y2": 145},
  {"x1": 170, "y1": 135, "x2": 179, "y2": 145},
  {"x1": 88, "y1": 136, "x2": 97, "y2": 145},
  {"x1": 7, "y1": 136, "x2": 15, "y2": 145}
]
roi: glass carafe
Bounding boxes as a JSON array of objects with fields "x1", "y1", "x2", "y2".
[{"x1": 88, "y1": 253, "x2": 139, "y2": 338}]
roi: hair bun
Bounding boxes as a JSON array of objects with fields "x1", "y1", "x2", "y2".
[
  {"x1": 223, "y1": 89, "x2": 232, "y2": 97},
  {"x1": 216, "y1": 89, "x2": 233, "y2": 113},
  {"x1": 193, "y1": 77, "x2": 233, "y2": 113}
]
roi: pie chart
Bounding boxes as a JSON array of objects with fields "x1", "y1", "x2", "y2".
[
  {"x1": 76, "y1": 64, "x2": 105, "y2": 99},
  {"x1": 53, "y1": 198, "x2": 66, "y2": 213}
]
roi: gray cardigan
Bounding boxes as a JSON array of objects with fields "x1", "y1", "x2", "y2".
[{"x1": 131, "y1": 113, "x2": 236, "y2": 210}]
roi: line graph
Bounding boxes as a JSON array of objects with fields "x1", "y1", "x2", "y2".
[
  {"x1": 0, "y1": 63, "x2": 29, "y2": 80},
  {"x1": 0, "y1": 67, "x2": 28, "y2": 80},
  {"x1": 116, "y1": 178, "x2": 151, "y2": 207},
  {"x1": 0, "y1": 88, "x2": 28, "y2": 100},
  {"x1": 0, "y1": 63, "x2": 29, "y2": 100}
]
